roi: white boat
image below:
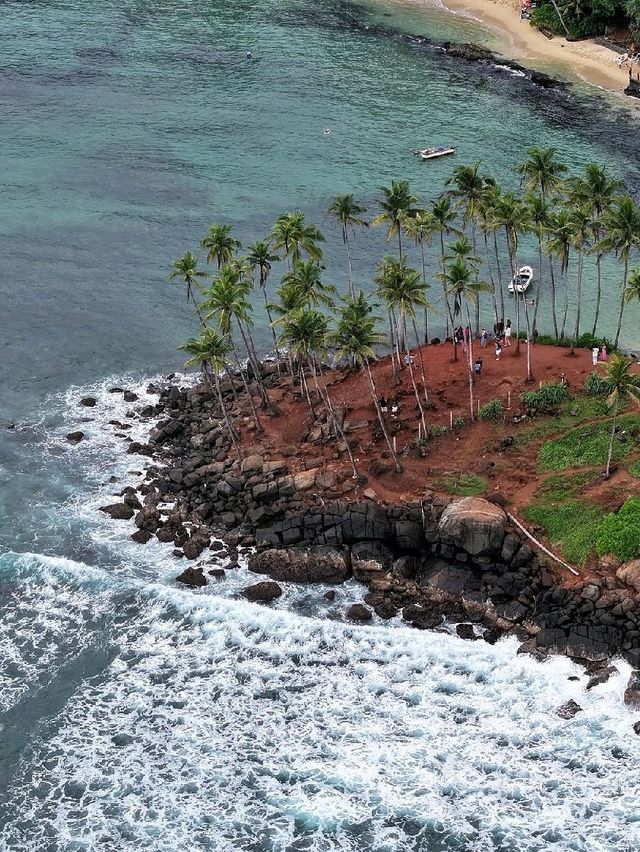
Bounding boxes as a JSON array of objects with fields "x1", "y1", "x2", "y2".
[
  {"x1": 415, "y1": 146, "x2": 456, "y2": 160},
  {"x1": 508, "y1": 265, "x2": 533, "y2": 294}
]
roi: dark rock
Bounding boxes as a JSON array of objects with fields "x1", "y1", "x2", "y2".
[
  {"x1": 175, "y1": 566, "x2": 207, "y2": 588},
  {"x1": 624, "y1": 670, "x2": 640, "y2": 709},
  {"x1": 99, "y1": 503, "x2": 134, "y2": 521},
  {"x1": 79, "y1": 397, "x2": 96, "y2": 407},
  {"x1": 633, "y1": 721, "x2": 640, "y2": 736},
  {"x1": 482, "y1": 628, "x2": 502, "y2": 645},
  {"x1": 208, "y1": 568, "x2": 226, "y2": 578},
  {"x1": 131, "y1": 529, "x2": 152, "y2": 544},
  {"x1": 517, "y1": 640, "x2": 548, "y2": 662},
  {"x1": 183, "y1": 534, "x2": 211, "y2": 561},
  {"x1": 392, "y1": 556, "x2": 421, "y2": 580},
  {"x1": 556, "y1": 699, "x2": 583, "y2": 719},
  {"x1": 456, "y1": 623, "x2": 477, "y2": 640},
  {"x1": 242, "y1": 581, "x2": 283, "y2": 602},
  {"x1": 374, "y1": 601, "x2": 398, "y2": 620},
  {"x1": 346, "y1": 603, "x2": 373, "y2": 622},
  {"x1": 66, "y1": 431, "x2": 85, "y2": 443},
  {"x1": 324, "y1": 590, "x2": 337, "y2": 601},
  {"x1": 248, "y1": 548, "x2": 350, "y2": 584},
  {"x1": 586, "y1": 666, "x2": 618, "y2": 690},
  {"x1": 134, "y1": 505, "x2": 161, "y2": 532},
  {"x1": 123, "y1": 390, "x2": 139, "y2": 402}
]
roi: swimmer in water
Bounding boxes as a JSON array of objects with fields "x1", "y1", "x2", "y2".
[
  {"x1": 246, "y1": 51, "x2": 253, "y2": 59},
  {"x1": 324, "y1": 128, "x2": 331, "y2": 135}
]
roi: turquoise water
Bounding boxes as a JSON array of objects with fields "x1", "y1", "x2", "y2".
[{"x1": 2, "y1": 2, "x2": 640, "y2": 848}]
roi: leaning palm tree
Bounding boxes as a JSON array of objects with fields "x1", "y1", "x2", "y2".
[
  {"x1": 546, "y1": 208, "x2": 574, "y2": 340},
  {"x1": 247, "y1": 239, "x2": 281, "y2": 364},
  {"x1": 431, "y1": 195, "x2": 461, "y2": 338},
  {"x1": 569, "y1": 164, "x2": 623, "y2": 336},
  {"x1": 331, "y1": 298, "x2": 403, "y2": 473},
  {"x1": 516, "y1": 147, "x2": 568, "y2": 202},
  {"x1": 278, "y1": 308, "x2": 360, "y2": 478},
  {"x1": 200, "y1": 224, "x2": 241, "y2": 269},
  {"x1": 270, "y1": 211, "x2": 325, "y2": 268},
  {"x1": 568, "y1": 204, "x2": 592, "y2": 354},
  {"x1": 624, "y1": 268, "x2": 640, "y2": 316},
  {"x1": 603, "y1": 354, "x2": 640, "y2": 478},
  {"x1": 525, "y1": 193, "x2": 549, "y2": 336},
  {"x1": 169, "y1": 251, "x2": 208, "y2": 317},
  {"x1": 281, "y1": 259, "x2": 336, "y2": 308},
  {"x1": 598, "y1": 195, "x2": 640, "y2": 348},
  {"x1": 179, "y1": 329, "x2": 241, "y2": 458},
  {"x1": 491, "y1": 191, "x2": 530, "y2": 353},
  {"x1": 327, "y1": 194, "x2": 367, "y2": 297},
  {"x1": 405, "y1": 209, "x2": 438, "y2": 342},
  {"x1": 372, "y1": 180, "x2": 418, "y2": 260}
]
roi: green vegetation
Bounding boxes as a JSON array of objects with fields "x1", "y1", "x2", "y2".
[
  {"x1": 438, "y1": 472, "x2": 488, "y2": 496},
  {"x1": 595, "y1": 497, "x2": 640, "y2": 560},
  {"x1": 537, "y1": 470, "x2": 601, "y2": 500},
  {"x1": 521, "y1": 383, "x2": 570, "y2": 414},
  {"x1": 629, "y1": 459, "x2": 640, "y2": 477},
  {"x1": 479, "y1": 399, "x2": 504, "y2": 422},
  {"x1": 531, "y1": 0, "x2": 640, "y2": 40},
  {"x1": 538, "y1": 415, "x2": 640, "y2": 470},
  {"x1": 523, "y1": 500, "x2": 605, "y2": 564},
  {"x1": 585, "y1": 371, "x2": 613, "y2": 396}
]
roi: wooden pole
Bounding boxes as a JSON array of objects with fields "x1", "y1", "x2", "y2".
[
  {"x1": 449, "y1": 411, "x2": 453, "y2": 429},
  {"x1": 507, "y1": 390, "x2": 511, "y2": 410},
  {"x1": 507, "y1": 512, "x2": 580, "y2": 576}
]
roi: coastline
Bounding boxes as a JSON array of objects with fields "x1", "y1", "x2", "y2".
[{"x1": 395, "y1": 0, "x2": 638, "y2": 95}]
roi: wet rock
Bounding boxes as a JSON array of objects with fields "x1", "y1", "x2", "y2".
[
  {"x1": 456, "y1": 623, "x2": 477, "y2": 641},
  {"x1": 79, "y1": 397, "x2": 96, "y2": 407},
  {"x1": 374, "y1": 601, "x2": 398, "y2": 620},
  {"x1": 134, "y1": 505, "x2": 161, "y2": 533},
  {"x1": 126, "y1": 441, "x2": 154, "y2": 456},
  {"x1": 66, "y1": 431, "x2": 85, "y2": 443},
  {"x1": 517, "y1": 640, "x2": 548, "y2": 662},
  {"x1": 556, "y1": 700, "x2": 583, "y2": 719},
  {"x1": 482, "y1": 628, "x2": 502, "y2": 645},
  {"x1": 131, "y1": 529, "x2": 153, "y2": 544},
  {"x1": 633, "y1": 721, "x2": 640, "y2": 736},
  {"x1": 586, "y1": 666, "x2": 618, "y2": 690},
  {"x1": 123, "y1": 492, "x2": 142, "y2": 510},
  {"x1": 392, "y1": 556, "x2": 421, "y2": 580},
  {"x1": 99, "y1": 503, "x2": 134, "y2": 520},
  {"x1": 175, "y1": 566, "x2": 207, "y2": 587},
  {"x1": 624, "y1": 670, "x2": 640, "y2": 709},
  {"x1": 242, "y1": 581, "x2": 282, "y2": 602},
  {"x1": 438, "y1": 497, "x2": 507, "y2": 556},
  {"x1": 183, "y1": 533, "x2": 211, "y2": 561},
  {"x1": 346, "y1": 603, "x2": 373, "y2": 622},
  {"x1": 616, "y1": 559, "x2": 640, "y2": 593},
  {"x1": 123, "y1": 390, "x2": 139, "y2": 402},
  {"x1": 208, "y1": 568, "x2": 226, "y2": 579},
  {"x1": 248, "y1": 548, "x2": 349, "y2": 584},
  {"x1": 324, "y1": 590, "x2": 337, "y2": 601}
]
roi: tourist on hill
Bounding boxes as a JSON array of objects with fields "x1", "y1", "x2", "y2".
[
  {"x1": 474, "y1": 357, "x2": 483, "y2": 377},
  {"x1": 404, "y1": 352, "x2": 414, "y2": 367},
  {"x1": 480, "y1": 328, "x2": 488, "y2": 348},
  {"x1": 532, "y1": 328, "x2": 539, "y2": 345},
  {"x1": 380, "y1": 396, "x2": 388, "y2": 413},
  {"x1": 601, "y1": 345, "x2": 609, "y2": 362},
  {"x1": 505, "y1": 320, "x2": 512, "y2": 347},
  {"x1": 495, "y1": 340, "x2": 502, "y2": 361},
  {"x1": 592, "y1": 346, "x2": 600, "y2": 366}
]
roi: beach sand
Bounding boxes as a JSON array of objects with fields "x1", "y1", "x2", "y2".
[{"x1": 400, "y1": 0, "x2": 638, "y2": 94}]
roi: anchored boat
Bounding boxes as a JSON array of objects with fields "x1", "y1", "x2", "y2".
[
  {"x1": 414, "y1": 146, "x2": 456, "y2": 161},
  {"x1": 508, "y1": 265, "x2": 534, "y2": 294}
]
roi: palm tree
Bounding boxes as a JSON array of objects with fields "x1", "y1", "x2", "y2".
[
  {"x1": 200, "y1": 224, "x2": 241, "y2": 269},
  {"x1": 247, "y1": 239, "x2": 281, "y2": 363},
  {"x1": 624, "y1": 268, "x2": 640, "y2": 314},
  {"x1": 476, "y1": 177, "x2": 503, "y2": 326},
  {"x1": 270, "y1": 211, "x2": 325, "y2": 268},
  {"x1": 546, "y1": 208, "x2": 573, "y2": 340},
  {"x1": 432, "y1": 195, "x2": 461, "y2": 339},
  {"x1": 491, "y1": 191, "x2": 530, "y2": 353},
  {"x1": 603, "y1": 354, "x2": 640, "y2": 478},
  {"x1": 281, "y1": 259, "x2": 336, "y2": 308},
  {"x1": 598, "y1": 195, "x2": 640, "y2": 348},
  {"x1": 179, "y1": 329, "x2": 241, "y2": 458},
  {"x1": 440, "y1": 258, "x2": 490, "y2": 420},
  {"x1": 331, "y1": 298, "x2": 403, "y2": 473},
  {"x1": 278, "y1": 308, "x2": 360, "y2": 478},
  {"x1": 569, "y1": 164, "x2": 623, "y2": 336},
  {"x1": 169, "y1": 251, "x2": 208, "y2": 317},
  {"x1": 516, "y1": 147, "x2": 567, "y2": 202},
  {"x1": 405, "y1": 209, "x2": 438, "y2": 342},
  {"x1": 373, "y1": 180, "x2": 418, "y2": 260},
  {"x1": 327, "y1": 194, "x2": 367, "y2": 297},
  {"x1": 525, "y1": 193, "x2": 549, "y2": 336},
  {"x1": 375, "y1": 257, "x2": 430, "y2": 434},
  {"x1": 568, "y1": 204, "x2": 592, "y2": 353}
]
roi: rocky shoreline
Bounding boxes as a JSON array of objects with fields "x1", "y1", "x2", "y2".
[{"x1": 91, "y1": 366, "x2": 640, "y2": 718}]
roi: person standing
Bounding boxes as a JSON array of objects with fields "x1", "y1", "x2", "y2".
[
  {"x1": 495, "y1": 339, "x2": 502, "y2": 361},
  {"x1": 480, "y1": 328, "x2": 488, "y2": 348},
  {"x1": 592, "y1": 346, "x2": 600, "y2": 366},
  {"x1": 504, "y1": 320, "x2": 512, "y2": 347}
]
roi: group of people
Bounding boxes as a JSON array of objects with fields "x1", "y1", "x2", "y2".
[{"x1": 592, "y1": 345, "x2": 609, "y2": 365}]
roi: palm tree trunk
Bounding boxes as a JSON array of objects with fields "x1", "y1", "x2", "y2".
[
  {"x1": 549, "y1": 256, "x2": 559, "y2": 339},
  {"x1": 614, "y1": 257, "x2": 629, "y2": 348},
  {"x1": 493, "y1": 232, "x2": 504, "y2": 321},
  {"x1": 483, "y1": 231, "x2": 499, "y2": 327},
  {"x1": 572, "y1": 251, "x2": 584, "y2": 354},
  {"x1": 231, "y1": 344, "x2": 263, "y2": 432},
  {"x1": 238, "y1": 322, "x2": 277, "y2": 414},
  {"x1": 439, "y1": 233, "x2": 454, "y2": 340},
  {"x1": 387, "y1": 310, "x2": 401, "y2": 384},
  {"x1": 550, "y1": 0, "x2": 572, "y2": 37},
  {"x1": 404, "y1": 336, "x2": 428, "y2": 436},
  {"x1": 300, "y1": 363, "x2": 316, "y2": 418},
  {"x1": 213, "y1": 371, "x2": 242, "y2": 459},
  {"x1": 592, "y1": 253, "x2": 603, "y2": 337},
  {"x1": 523, "y1": 297, "x2": 533, "y2": 383},
  {"x1": 465, "y1": 304, "x2": 475, "y2": 421},
  {"x1": 606, "y1": 403, "x2": 618, "y2": 478},
  {"x1": 345, "y1": 230, "x2": 355, "y2": 299},
  {"x1": 532, "y1": 238, "x2": 543, "y2": 335},
  {"x1": 420, "y1": 242, "x2": 429, "y2": 343},
  {"x1": 364, "y1": 360, "x2": 402, "y2": 473},
  {"x1": 261, "y1": 284, "x2": 282, "y2": 374},
  {"x1": 412, "y1": 317, "x2": 430, "y2": 407},
  {"x1": 397, "y1": 226, "x2": 403, "y2": 261},
  {"x1": 313, "y1": 361, "x2": 359, "y2": 478},
  {"x1": 560, "y1": 268, "x2": 569, "y2": 340}
]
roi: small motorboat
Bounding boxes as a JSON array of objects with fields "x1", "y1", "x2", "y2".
[
  {"x1": 508, "y1": 265, "x2": 534, "y2": 294},
  {"x1": 414, "y1": 146, "x2": 456, "y2": 161}
]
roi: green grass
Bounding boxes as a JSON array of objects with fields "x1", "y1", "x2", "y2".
[
  {"x1": 596, "y1": 497, "x2": 640, "y2": 561},
  {"x1": 629, "y1": 459, "x2": 640, "y2": 478},
  {"x1": 438, "y1": 472, "x2": 488, "y2": 497},
  {"x1": 537, "y1": 470, "x2": 600, "y2": 501},
  {"x1": 515, "y1": 397, "x2": 609, "y2": 448},
  {"x1": 538, "y1": 415, "x2": 640, "y2": 471},
  {"x1": 523, "y1": 500, "x2": 606, "y2": 565}
]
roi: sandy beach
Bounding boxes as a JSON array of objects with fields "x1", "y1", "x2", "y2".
[{"x1": 401, "y1": 0, "x2": 639, "y2": 94}]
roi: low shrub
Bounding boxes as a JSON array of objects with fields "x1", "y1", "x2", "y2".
[
  {"x1": 479, "y1": 399, "x2": 504, "y2": 422},
  {"x1": 453, "y1": 416, "x2": 466, "y2": 430},
  {"x1": 439, "y1": 472, "x2": 487, "y2": 497},
  {"x1": 596, "y1": 497, "x2": 640, "y2": 562},
  {"x1": 584, "y1": 371, "x2": 612, "y2": 397},
  {"x1": 629, "y1": 459, "x2": 640, "y2": 478},
  {"x1": 522, "y1": 383, "x2": 570, "y2": 413},
  {"x1": 428, "y1": 424, "x2": 449, "y2": 438}
]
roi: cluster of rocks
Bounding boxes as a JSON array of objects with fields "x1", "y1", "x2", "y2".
[{"x1": 95, "y1": 377, "x2": 640, "y2": 715}]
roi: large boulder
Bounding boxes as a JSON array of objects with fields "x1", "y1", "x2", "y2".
[
  {"x1": 624, "y1": 670, "x2": 640, "y2": 709},
  {"x1": 99, "y1": 503, "x2": 134, "y2": 521},
  {"x1": 242, "y1": 581, "x2": 282, "y2": 602},
  {"x1": 616, "y1": 559, "x2": 640, "y2": 593},
  {"x1": 176, "y1": 566, "x2": 207, "y2": 588},
  {"x1": 438, "y1": 497, "x2": 507, "y2": 557},
  {"x1": 248, "y1": 548, "x2": 349, "y2": 584}
]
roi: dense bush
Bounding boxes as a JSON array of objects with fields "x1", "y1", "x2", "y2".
[
  {"x1": 428, "y1": 423, "x2": 449, "y2": 438},
  {"x1": 596, "y1": 497, "x2": 640, "y2": 561},
  {"x1": 530, "y1": 0, "x2": 632, "y2": 38},
  {"x1": 453, "y1": 416, "x2": 466, "y2": 430},
  {"x1": 522, "y1": 383, "x2": 570, "y2": 413},
  {"x1": 479, "y1": 399, "x2": 504, "y2": 422},
  {"x1": 584, "y1": 371, "x2": 612, "y2": 397},
  {"x1": 517, "y1": 331, "x2": 615, "y2": 351}
]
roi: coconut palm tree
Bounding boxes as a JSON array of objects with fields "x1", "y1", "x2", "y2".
[
  {"x1": 546, "y1": 208, "x2": 574, "y2": 340},
  {"x1": 169, "y1": 251, "x2": 208, "y2": 317},
  {"x1": 373, "y1": 180, "x2": 418, "y2": 260},
  {"x1": 516, "y1": 147, "x2": 568, "y2": 202},
  {"x1": 200, "y1": 224, "x2": 241, "y2": 269},
  {"x1": 598, "y1": 195, "x2": 640, "y2": 348},
  {"x1": 375, "y1": 257, "x2": 430, "y2": 434},
  {"x1": 331, "y1": 298, "x2": 403, "y2": 473},
  {"x1": 624, "y1": 268, "x2": 640, "y2": 313},
  {"x1": 278, "y1": 307, "x2": 360, "y2": 478},
  {"x1": 569, "y1": 164, "x2": 623, "y2": 337},
  {"x1": 327, "y1": 194, "x2": 367, "y2": 297},
  {"x1": 281, "y1": 259, "x2": 336, "y2": 309},
  {"x1": 431, "y1": 195, "x2": 461, "y2": 339},
  {"x1": 491, "y1": 191, "x2": 530, "y2": 353},
  {"x1": 525, "y1": 193, "x2": 549, "y2": 336},
  {"x1": 247, "y1": 239, "x2": 281, "y2": 364},
  {"x1": 476, "y1": 177, "x2": 503, "y2": 326},
  {"x1": 405, "y1": 209, "x2": 438, "y2": 342},
  {"x1": 568, "y1": 204, "x2": 593, "y2": 354},
  {"x1": 603, "y1": 354, "x2": 640, "y2": 478},
  {"x1": 270, "y1": 211, "x2": 325, "y2": 268},
  {"x1": 179, "y1": 329, "x2": 241, "y2": 458}
]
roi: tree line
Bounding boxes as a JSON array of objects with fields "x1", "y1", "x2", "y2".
[{"x1": 170, "y1": 147, "x2": 640, "y2": 474}]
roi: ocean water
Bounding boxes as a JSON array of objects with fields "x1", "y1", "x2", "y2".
[{"x1": 2, "y1": 1, "x2": 640, "y2": 849}]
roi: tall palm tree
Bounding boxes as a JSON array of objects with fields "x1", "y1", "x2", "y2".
[
  {"x1": 624, "y1": 268, "x2": 640, "y2": 315},
  {"x1": 247, "y1": 239, "x2": 281, "y2": 363},
  {"x1": 546, "y1": 208, "x2": 574, "y2": 339},
  {"x1": 603, "y1": 354, "x2": 640, "y2": 478},
  {"x1": 373, "y1": 180, "x2": 418, "y2": 260},
  {"x1": 525, "y1": 193, "x2": 549, "y2": 336},
  {"x1": 331, "y1": 298, "x2": 403, "y2": 473},
  {"x1": 476, "y1": 177, "x2": 503, "y2": 326},
  {"x1": 270, "y1": 211, "x2": 325, "y2": 268},
  {"x1": 568, "y1": 204, "x2": 592, "y2": 353},
  {"x1": 516, "y1": 147, "x2": 568, "y2": 202},
  {"x1": 491, "y1": 191, "x2": 530, "y2": 353},
  {"x1": 278, "y1": 308, "x2": 360, "y2": 478},
  {"x1": 431, "y1": 195, "x2": 461, "y2": 339},
  {"x1": 375, "y1": 257, "x2": 430, "y2": 434},
  {"x1": 405, "y1": 209, "x2": 438, "y2": 342},
  {"x1": 281, "y1": 259, "x2": 336, "y2": 308},
  {"x1": 327, "y1": 194, "x2": 367, "y2": 297},
  {"x1": 200, "y1": 224, "x2": 241, "y2": 269},
  {"x1": 179, "y1": 329, "x2": 241, "y2": 458},
  {"x1": 169, "y1": 251, "x2": 208, "y2": 315},
  {"x1": 569, "y1": 164, "x2": 623, "y2": 336},
  {"x1": 598, "y1": 195, "x2": 640, "y2": 348}
]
